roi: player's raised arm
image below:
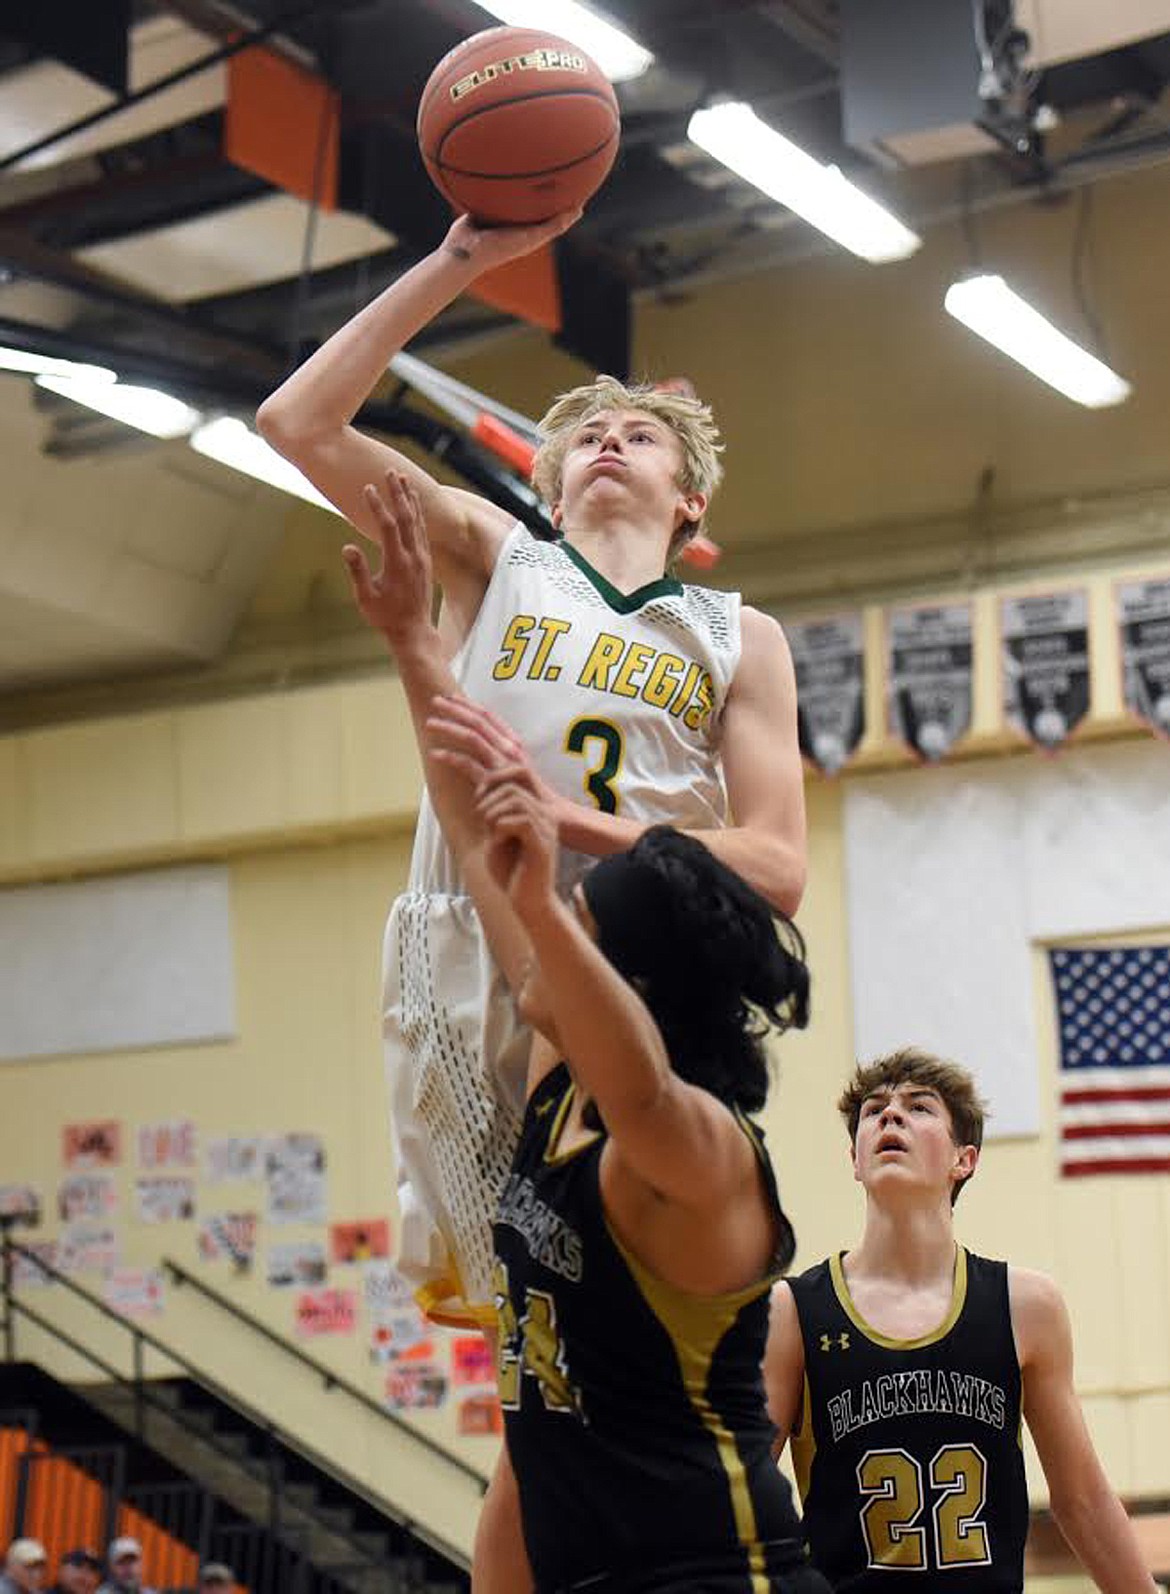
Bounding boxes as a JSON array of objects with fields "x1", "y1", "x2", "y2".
[
  {"x1": 343, "y1": 469, "x2": 535, "y2": 995},
  {"x1": 255, "y1": 212, "x2": 577, "y2": 583}
]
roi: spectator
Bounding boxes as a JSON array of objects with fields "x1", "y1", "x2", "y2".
[
  {"x1": 196, "y1": 1568, "x2": 233, "y2": 1592},
  {"x1": 97, "y1": 1541, "x2": 154, "y2": 1594},
  {"x1": 50, "y1": 1550, "x2": 102, "y2": 1594},
  {"x1": 1, "y1": 1540, "x2": 47, "y2": 1593}
]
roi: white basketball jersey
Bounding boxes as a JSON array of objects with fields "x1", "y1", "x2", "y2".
[{"x1": 409, "y1": 525, "x2": 743, "y2": 896}]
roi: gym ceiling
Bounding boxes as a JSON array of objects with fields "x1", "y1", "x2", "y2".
[{"x1": 2, "y1": 0, "x2": 1170, "y2": 705}]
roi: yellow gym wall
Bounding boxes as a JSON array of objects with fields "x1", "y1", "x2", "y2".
[{"x1": 3, "y1": 155, "x2": 1170, "y2": 1579}]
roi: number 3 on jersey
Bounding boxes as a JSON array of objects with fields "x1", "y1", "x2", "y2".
[
  {"x1": 858, "y1": 1444, "x2": 991, "y2": 1571},
  {"x1": 565, "y1": 717, "x2": 624, "y2": 814}
]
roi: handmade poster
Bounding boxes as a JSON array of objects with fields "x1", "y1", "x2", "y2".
[
  {"x1": 1117, "y1": 575, "x2": 1170, "y2": 736},
  {"x1": 137, "y1": 1120, "x2": 197, "y2": 1169},
  {"x1": 886, "y1": 602, "x2": 973, "y2": 761},
  {"x1": 198, "y1": 1212, "x2": 258, "y2": 1270},
  {"x1": 204, "y1": 1135, "x2": 267, "y2": 1185},
  {"x1": 12, "y1": 1241, "x2": 57, "y2": 1287},
  {"x1": 265, "y1": 1133, "x2": 327, "y2": 1225},
  {"x1": 362, "y1": 1260, "x2": 416, "y2": 1314},
  {"x1": 58, "y1": 1173, "x2": 117, "y2": 1222},
  {"x1": 384, "y1": 1364, "x2": 448, "y2": 1411},
  {"x1": 457, "y1": 1393, "x2": 503, "y2": 1437},
  {"x1": 1001, "y1": 589, "x2": 1090, "y2": 749},
  {"x1": 63, "y1": 1120, "x2": 122, "y2": 1169},
  {"x1": 0, "y1": 1184, "x2": 42, "y2": 1226},
  {"x1": 135, "y1": 1176, "x2": 196, "y2": 1223},
  {"x1": 788, "y1": 612, "x2": 865, "y2": 775},
  {"x1": 105, "y1": 1266, "x2": 164, "y2": 1318},
  {"x1": 267, "y1": 1241, "x2": 328, "y2": 1289},
  {"x1": 329, "y1": 1219, "x2": 390, "y2": 1264},
  {"x1": 451, "y1": 1334, "x2": 496, "y2": 1386},
  {"x1": 58, "y1": 1223, "x2": 120, "y2": 1275},
  {"x1": 294, "y1": 1287, "x2": 357, "y2": 1338},
  {"x1": 369, "y1": 1310, "x2": 432, "y2": 1365}
]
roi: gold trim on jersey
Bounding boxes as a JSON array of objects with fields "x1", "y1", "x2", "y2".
[
  {"x1": 829, "y1": 1246, "x2": 968, "y2": 1349},
  {"x1": 543, "y1": 1079, "x2": 603, "y2": 1166},
  {"x1": 790, "y1": 1376, "x2": 815, "y2": 1503},
  {"x1": 606, "y1": 1222, "x2": 779, "y2": 1594}
]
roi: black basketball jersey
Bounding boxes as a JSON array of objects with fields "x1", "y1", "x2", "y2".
[
  {"x1": 788, "y1": 1249, "x2": 1028, "y2": 1593},
  {"x1": 493, "y1": 1062, "x2": 808, "y2": 1594}
]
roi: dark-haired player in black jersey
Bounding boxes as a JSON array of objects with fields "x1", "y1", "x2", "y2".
[
  {"x1": 764, "y1": 1048, "x2": 1157, "y2": 1594},
  {"x1": 431, "y1": 735, "x2": 827, "y2": 1594}
]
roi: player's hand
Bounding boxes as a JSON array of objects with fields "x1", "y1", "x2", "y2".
[
  {"x1": 425, "y1": 693, "x2": 546, "y2": 787},
  {"x1": 441, "y1": 208, "x2": 581, "y2": 275},
  {"x1": 474, "y1": 769, "x2": 558, "y2": 918},
  {"x1": 342, "y1": 470, "x2": 433, "y2": 645}
]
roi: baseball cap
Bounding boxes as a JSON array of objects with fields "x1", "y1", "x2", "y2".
[
  {"x1": 198, "y1": 1565, "x2": 234, "y2": 1585},
  {"x1": 108, "y1": 1537, "x2": 142, "y2": 1561},
  {"x1": 7, "y1": 1540, "x2": 48, "y2": 1567},
  {"x1": 61, "y1": 1550, "x2": 103, "y2": 1570}
]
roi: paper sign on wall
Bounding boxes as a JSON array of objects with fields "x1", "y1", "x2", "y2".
[
  {"x1": 295, "y1": 1288, "x2": 356, "y2": 1338},
  {"x1": 267, "y1": 1242, "x2": 328, "y2": 1289},
  {"x1": 0, "y1": 1185, "x2": 42, "y2": 1226},
  {"x1": 266, "y1": 1134, "x2": 327, "y2": 1225},
  {"x1": 136, "y1": 1176, "x2": 196, "y2": 1223},
  {"x1": 330, "y1": 1219, "x2": 390, "y2": 1264},
  {"x1": 138, "y1": 1120, "x2": 197, "y2": 1169},
  {"x1": 105, "y1": 1267, "x2": 165, "y2": 1318},
  {"x1": 63, "y1": 1121, "x2": 122, "y2": 1169}
]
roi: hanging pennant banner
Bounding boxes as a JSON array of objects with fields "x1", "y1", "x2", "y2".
[
  {"x1": 1117, "y1": 575, "x2": 1170, "y2": 737},
  {"x1": 787, "y1": 613, "x2": 865, "y2": 775},
  {"x1": 886, "y1": 603, "x2": 973, "y2": 762},
  {"x1": 1001, "y1": 589, "x2": 1090, "y2": 750}
]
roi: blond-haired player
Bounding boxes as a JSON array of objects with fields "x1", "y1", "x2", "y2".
[
  {"x1": 765, "y1": 1048, "x2": 1157, "y2": 1593},
  {"x1": 258, "y1": 213, "x2": 806, "y2": 1328}
]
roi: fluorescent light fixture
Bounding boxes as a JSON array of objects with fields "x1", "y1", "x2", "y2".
[
  {"x1": 190, "y1": 416, "x2": 340, "y2": 513},
  {"x1": 36, "y1": 373, "x2": 201, "y2": 437},
  {"x1": 472, "y1": 0, "x2": 653, "y2": 82},
  {"x1": 0, "y1": 346, "x2": 116, "y2": 383},
  {"x1": 944, "y1": 274, "x2": 1131, "y2": 407},
  {"x1": 687, "y1": 102, "x2": 921, "y2": 264}
]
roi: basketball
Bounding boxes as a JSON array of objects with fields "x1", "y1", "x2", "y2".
[{"x1": 417, "y1": 26, "x2": 620, "y2": 225}]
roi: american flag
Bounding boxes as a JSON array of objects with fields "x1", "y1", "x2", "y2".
[{"x1": 1050, "y1": 946, "x2": 1170, "y2": 1176}]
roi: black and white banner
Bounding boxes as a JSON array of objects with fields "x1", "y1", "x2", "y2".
[
  {"x1": 1117, "y1": 576, "x2": 1170, "y2": 738},
  {"x1": 788, "y1": 613, "x2": 865, "y2": 775},
  {"x1": 1001, "y1": 589, "x2": 1090, "y2": 750},
  {"x1": 887, "y1": 603, "x2": 973, "y2": 762}
]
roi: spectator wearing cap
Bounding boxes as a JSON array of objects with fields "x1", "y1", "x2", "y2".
[
  {"x1": 1, "y1": 1539, "x2": 48, "y2": 1593},
  {"x1": 196, "y1": 1567, "x2": 233, "y2": 1592},
  {"x1": 50, "y1": 1550, "x2": 103, "y2": 1594},
  {"x1": 96, "y1": 1541, "x2": 154, "y2": 1594}
]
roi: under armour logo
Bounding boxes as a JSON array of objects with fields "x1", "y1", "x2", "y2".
[{"x1": 820, "y1": 1332, "x2": 850, "y2": 1352}]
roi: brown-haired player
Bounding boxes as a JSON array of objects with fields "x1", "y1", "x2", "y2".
[
  {"x1": 258, "y1": 214, "x2": 806, "y2": 1331},
  {"x1": 764, "y1": 1047, "x2": 1157, "y2": 1593}
]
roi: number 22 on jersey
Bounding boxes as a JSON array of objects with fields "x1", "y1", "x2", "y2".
[{"x1": 859, "y1": 1444, "x2": 991, "y2": 1571}]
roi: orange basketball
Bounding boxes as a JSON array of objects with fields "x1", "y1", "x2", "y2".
[{"x1": 417, "y1": 26, "x2": 620, "y2": 225}]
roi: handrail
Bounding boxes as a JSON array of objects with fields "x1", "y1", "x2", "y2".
[
  {"x1": 162, "y1": 1256, "x2": 486, "y2": 1488},
  {"x1": 1, "y1": 1236, "x2": 475, "y2": 1569}
]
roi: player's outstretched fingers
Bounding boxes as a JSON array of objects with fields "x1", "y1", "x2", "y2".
[
  {"x1": 430, "y1": 695, "x2": 521, "y2": 763},
  {"x1": 363, "y1": 480, "x2": 406, "y2": 567},
  {"x1": 342, "y1": 543, "x2": 375, "y2": 610},
  {"x1": 472, "y1": 700, "x2": 527, "y2": 760},
  {"x1": 427, "y1": 699, "x2": 510, "y2": 773}
]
